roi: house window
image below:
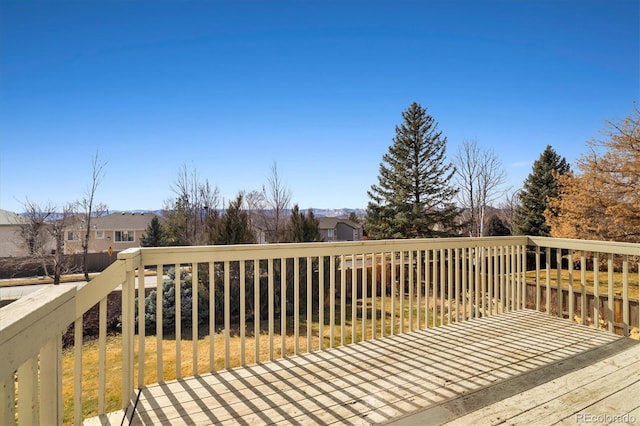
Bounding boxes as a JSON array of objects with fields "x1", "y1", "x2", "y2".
[
  {"x1": 115, "y1": 231, "x2": 135, "y2": 242},
  {"x1": 96, "y1": 230, "x2": 105, "y2": 239},
  {"x1": 328, "y1": 229, "x2": 335, "y2": 239},
  {"x1": 67, "y1": 231, "x2": 79, "y2": 241}
]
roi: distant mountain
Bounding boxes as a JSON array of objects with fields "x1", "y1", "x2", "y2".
[{"x1": 310, "y1": 208, "x2": 366, "y2": 219}]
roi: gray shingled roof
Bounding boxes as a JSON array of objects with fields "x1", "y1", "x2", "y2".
[{"x1": 90, "y1": 212, "x2": 161, "y2": 230}]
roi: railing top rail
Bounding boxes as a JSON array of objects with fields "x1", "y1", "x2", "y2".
[
  {"x1": 0, "y1": 284, "x2": 76, "y2": 380},
  {"x1": 130, "y1": 236, "x2": 530, "y2": 265},
  {"x1": 527, "y1": 236, "x2": 640, "y2": 256}
]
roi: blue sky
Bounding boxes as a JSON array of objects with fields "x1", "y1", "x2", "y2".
[{"x1": 1, "y1": 0, "x2": 638, "y2": 213}]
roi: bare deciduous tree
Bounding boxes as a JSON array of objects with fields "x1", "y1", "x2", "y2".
[
  {"x1": 263, "y1": 161, "x2": 292, "y2": 243},
  {"x1": 80, "y1": 152, "x2": 107, "y2": 280},
  {"x1": 165, "y1": 165, "x2": 220, "y2": 245},
  {"x1": 244, "y1": 189, "x2": 268, "y2": 243},
  {"x1": 454, "y1": 139, "x2": 507, "y2": 237},
  {"x1": 18, "y1": 200, "x2": 78, "y2": 284}
]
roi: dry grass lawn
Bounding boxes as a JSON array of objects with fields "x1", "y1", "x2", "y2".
[{"x1": 525, "y1": 269, "x2": 640, "y2": 299}]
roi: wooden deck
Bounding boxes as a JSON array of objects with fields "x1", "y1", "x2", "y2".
[{"x1": 125, "y1": 310, "x2": 639, "y2": 425}]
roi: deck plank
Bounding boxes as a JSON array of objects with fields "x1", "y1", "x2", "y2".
[{"x1": 129, "y1": 310, "x2": 639, "y2": 426}]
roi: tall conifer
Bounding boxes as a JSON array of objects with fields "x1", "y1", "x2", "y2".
[
  {"x1": 513, "y1": 145, "x2": 570, "y2": 236},
  {"x1": 365, "y1": 102, "x2": 460, "y2": 239}
]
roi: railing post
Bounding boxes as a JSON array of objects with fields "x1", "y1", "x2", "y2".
[{"x1": 122, "y1": 268, "x2": 135, "y2": 409}]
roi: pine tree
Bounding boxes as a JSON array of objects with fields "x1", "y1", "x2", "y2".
[
  {"x1": 365, "y1": 102, "x2": 460, "y2": 239},
  {"x1": 513, "y1": 145, "x2": 570, "y2": 236},
  {"x1": 485, "y1": 214, "x2": 511, "y2": 236},
  {"x1": 140, "y1": 216, "x2": 167, "y2": 247},
  {"x1": 213, "y1": 193, "x2": 256, "y2": 245},
  {"x1": 285, "y1": 205, "x2": 321, "y2": 242}
]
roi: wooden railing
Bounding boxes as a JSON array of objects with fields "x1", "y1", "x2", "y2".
[
  {"x1": 1, "y1": 236, "x2": 637, "y2": 425},
  {"x1": 526, "y1": 237, "x2": 640, "y2": 336}
]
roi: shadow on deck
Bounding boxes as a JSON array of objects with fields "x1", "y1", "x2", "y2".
[{"x1": 102, "y1": 310, "x2": 640, "y2": 425}]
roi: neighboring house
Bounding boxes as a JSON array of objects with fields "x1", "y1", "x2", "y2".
[
  {"x1": 63, "y1": 212, "x2": 161, "y2": 254},
  {"x1": 0, "y1": 209, "x2": 30, "y2": 257},
  {"x1": 318, "y1": 217, "x2": 363, "y2": 242}
]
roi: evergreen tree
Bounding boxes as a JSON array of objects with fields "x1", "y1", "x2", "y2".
[
  {"x1": 485, "y1": 214, "x2": 511, "y2": 236},
  {"x1": 140, "y1": 216, "x2": 167, "y2": 247},
  {"x1": 513, "y1": 145, "x2": 570, "y2": 236},
  {"x1": 213, "y1": 193, "x2": 256, "y2": 245},
  {"x1": 285, "y1": 205, "x2": 322, "y2": 242},
  {"x1": 365, "y1": 102, "x2": 460, "y2": 239}
]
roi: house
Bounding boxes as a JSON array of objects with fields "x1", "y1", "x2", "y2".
[
  {"x1": 0, "y1": 209, "x2": 29, "y2": 257},
  {"x1": 318, "y1": 217, "x2": 362, "y2": 242},
  {"x1": 63, "y1": 212, "x2": 161, "y2": 254}
]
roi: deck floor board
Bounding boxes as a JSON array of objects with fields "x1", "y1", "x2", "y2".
[{"x1": 126, "y1": 310, "x2": 639, "y2": 425}]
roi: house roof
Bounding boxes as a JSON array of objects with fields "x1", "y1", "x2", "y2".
[
  {"x1": 90, "y1": 212, "x2": 160, "y2": 230},
  {"x1": 318, "y1": 217, "x2": 361, "y2": 230},
  {"x1": 0, "y1": 209, "x2": 24, "y2": 225}
]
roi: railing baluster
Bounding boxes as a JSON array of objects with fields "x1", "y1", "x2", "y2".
[
  {"x1": 462, "y1": 248, "x2": 467, "y2": 320},
  {"x1": 123, "y1": 268, "x2": 135, "y2": 408},
  {"x1": 18, "y1": 355, "x2": 38, "y2": 425},
  {"x1": 456, "y1": 248, "x2": 461, "y2": 321},
  {"x1": 569, "y1": 249, "x2": 574, "y2": 321},
  {"x1": 535, "y1": 246, "x2": 541, "y2": 312},
  {"x1": 307, "y1": 256, "x2": 312, "y2": 352},
  {"x1": 408, "y1": 250, "x2": 413, "y2": 330},
  {"x1": 330, "y1": 255, "x2": 336, "y2": 347},
  {"x1": 493, "y1": 246, "x2": 499, "y2": 315},
  {"x1": 268, "y1": 259, "x2": 274, "y2": 361},
  {"x1": 40, "y1": 337, "x2": 62, "y2": 424},
  {"x1": 448, "y1": 248, "x2": 453, "y2": 323},
  {"x1": 98, "y1": 297, "x2": 107, "y2": 414},
  {"x1": 254, "y1": 259, "x2": 260, "y2": 364},
  {"x1": 319, "y1": 256, "x2": 325, "y2": 350},
  {"x1": 352, "y1": 254, "x2": 357, "y2": 342},
  {"x1": 239, "y1": 261, "x2": 245, "y2": 366},
  {"x1": 500, "y1": 246, "x2": 506, "y2": 314},
  {"x1": 341, "y1": 254, "x2": 346, "y2": 345},
  {"x1": 623, "y1": 255, "x2": 629, "y2": 337},
  {"x1": 175, "y1": 264, "x2": 182, "y2": 379},
  {"x1": 416, "y1": 250, "x2": 422, "y2": 328},
  {"x1": 224, "y1": 261, "x2": 231, "y2": 369},
  {"x1": 556, "y1": 249, "x2": 562, "y2": 318},
  {"x1": 372, "y1": 253, "x2": 377, "y2": 338},
  {"x1": 485, "y1": 247, "x2": 494, "y2": 315},
  {"x1": 400, "y1": 250, "x2": 405, "y2": 334},
  {"x1": 192, "y1": 263, "x2": 199, "y2": 374},
  {"x1": 362, "y1": 253, "x2": 368, "y2": 340},
  {"x1": 209, "y1": 262, "x2": 215, "y2": 372},
  {"x1": 281, "y1": 258, "x2": 287, "y2": 358},
  {"x1": 608, "y1": 253, "x2": 614, "y2": 333},
  {"x1": 1, "y1": 378, "x2": 15, "y2": 425},
  {"x1": 431, "y1": 249, "x2": 442, "y2": 327},
  {"x1": 441, "y1": 249, "x2": 446, "y2": 324},
  {"x1": 425, "y1": 249, "x2": 431, "y2": 328},
  {"x1": 474, "y1": 247, "x2": 480, "y2": 319},
  {"x1": 156, "y1": 266, "x2": 164, "y2": 381},
  {"x1": 138, "y1": 266, "x2": 146, "y2": 387},
  {"x1": 381, "y1": 253, "x2": 386, "y2": 336},
  {"x1": 593, "y1": 253, "x2": 600, "y2": 330},
  {"x1": 580, "y1": 252, "x2": 586, "y2": 325},
  {"x1": 74, "y1": 317, "x2": 82, "y2": 425},
  {"x1": 294, "y1": 257, "x2": 300, "y2": 354},
  {"x1": 545, "y1": 247, "x2": 551, "y2": 315},
  {"x1": 391, "y1": 252, "x2": 396, "y2": 335}
]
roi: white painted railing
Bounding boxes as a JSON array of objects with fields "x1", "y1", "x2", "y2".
[
  {"x1": 1, "y1": 236, "x2": 637, "y2": 424},
  {"x1": 526, "y1": 237, "x2": 640, "y2": 336}
]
